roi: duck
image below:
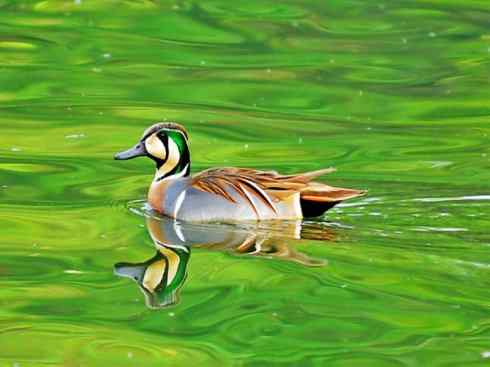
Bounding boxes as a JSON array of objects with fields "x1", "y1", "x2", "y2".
[{"x1": 114, "y1": 122, "x2": 365, "y2": 222}]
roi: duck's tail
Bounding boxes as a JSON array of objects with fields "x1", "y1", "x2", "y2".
[{"x1": 297, "y1": 169, "x2": 366, "y2": 217}]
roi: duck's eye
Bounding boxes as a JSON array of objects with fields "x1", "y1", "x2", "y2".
[{"x1": 145, "y1": 134, "x2": 167, "y2": 160}]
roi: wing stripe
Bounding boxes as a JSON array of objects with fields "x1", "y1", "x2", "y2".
[
  {"x1": 237, "y1": 183, "x2": 259, "y2": 218},
  {"x1": 237, "y1": 178, "x2": 277, "y2": 214}
]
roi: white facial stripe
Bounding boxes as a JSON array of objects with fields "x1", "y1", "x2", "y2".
[
  {"x1": 155, "y1": 138, "x2": 182, "y2": 180},
  {"x1": 145, "y1": 134, "x2": 167, "y2": 160}
]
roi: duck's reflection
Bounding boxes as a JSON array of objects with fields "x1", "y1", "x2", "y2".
[{"x1": 115, "y1": 215, "x2": 335, "y2": 309}]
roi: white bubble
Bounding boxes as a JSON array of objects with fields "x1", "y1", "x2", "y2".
[
  {"x1": 65, "y1": 133, "x2": 85, "y2": 139},
  {"x1": 64, "y1": 269, "x2": 84, "y2": 274}
]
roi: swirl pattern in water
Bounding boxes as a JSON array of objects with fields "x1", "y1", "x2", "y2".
[{"x1": 0, "y1": 0, "x2": 489, "y2": 366}]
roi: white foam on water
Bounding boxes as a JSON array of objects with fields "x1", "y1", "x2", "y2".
[
  {"x1": 413, "y1": 195, "x2": 490, "y2": 203},
  {"x1": 414, "y1": 227, "x2": 468, "y2": 233},
  {"x1": 64, "y1": 269, "x2": 84, "y2": 274}
]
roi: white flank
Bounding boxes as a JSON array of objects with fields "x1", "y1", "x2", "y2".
[
  {"x1": 155, "y1": 138, "x2": 180, "y2": 180},
  {"x1": 292, "y1": 192, "x2": 302, "y2": 219}
]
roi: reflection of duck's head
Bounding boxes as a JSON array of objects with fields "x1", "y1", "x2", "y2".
[{"x1": 114, "y1": 244, "x2": 189, "y2": 309}]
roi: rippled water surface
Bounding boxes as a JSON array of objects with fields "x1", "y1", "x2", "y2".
[{"x1": 1, "y1": 1, "x2": 490, "y2": 366}]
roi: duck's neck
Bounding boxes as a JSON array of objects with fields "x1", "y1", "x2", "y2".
[{"x1": 154, "y1": 136, "x2": 190, "y2": 182}]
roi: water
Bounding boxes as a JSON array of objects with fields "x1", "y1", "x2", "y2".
[{"x1": 1, "y1": 1, "x2": 489, "y2": 365}]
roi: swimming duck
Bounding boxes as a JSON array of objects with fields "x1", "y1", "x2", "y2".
[{"x1": 114, "y1": 122, "x2": 365, "y2": 222}]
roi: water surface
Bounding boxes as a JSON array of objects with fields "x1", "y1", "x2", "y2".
[{"x1": 1, "y1": 0, "x2": 489, "y2": 366}]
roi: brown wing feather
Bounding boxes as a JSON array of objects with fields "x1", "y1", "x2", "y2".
[
  {"x1": 191, "y1": 167, "x2": 365, "y2": 217},
  {"x1": 301, "y1": 185, "x2": 366, "y2": 202},
  {"x1": 192, "y1": 166, "x2": 341, "y2": 205}
]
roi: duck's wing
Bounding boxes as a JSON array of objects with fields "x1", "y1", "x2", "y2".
[
  {"x1": 191, "y1": 167, "x2": 285, "y2": 214},
  {"x1": 191, "y1": 167, "x2": 365, "y2": 217}
]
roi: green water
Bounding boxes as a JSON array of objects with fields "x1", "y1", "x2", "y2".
[{"x1": 1, "y1": 0, "x2": 490, "y2": 365}]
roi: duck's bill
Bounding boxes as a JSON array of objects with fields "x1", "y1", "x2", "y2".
[{"x1": 114, "y1": 142, "x2": 146, "y2": 160}]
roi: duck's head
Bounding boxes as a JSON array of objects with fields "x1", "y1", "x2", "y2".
[{"x1": 114, "y1": 122, "x2": 190, "y2": 180}]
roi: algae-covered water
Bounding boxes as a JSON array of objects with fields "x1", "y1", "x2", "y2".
[{"x1": 1, "y1": 1, "x2": 490, "y2": 366}]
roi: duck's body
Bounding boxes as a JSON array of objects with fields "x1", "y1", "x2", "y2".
[
  {"x1": 149, "y1": 175, "x2": 276, "y2": 222},
  {"x1": 115, "y1": 122, "x2": 365, "y2": 222}
]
